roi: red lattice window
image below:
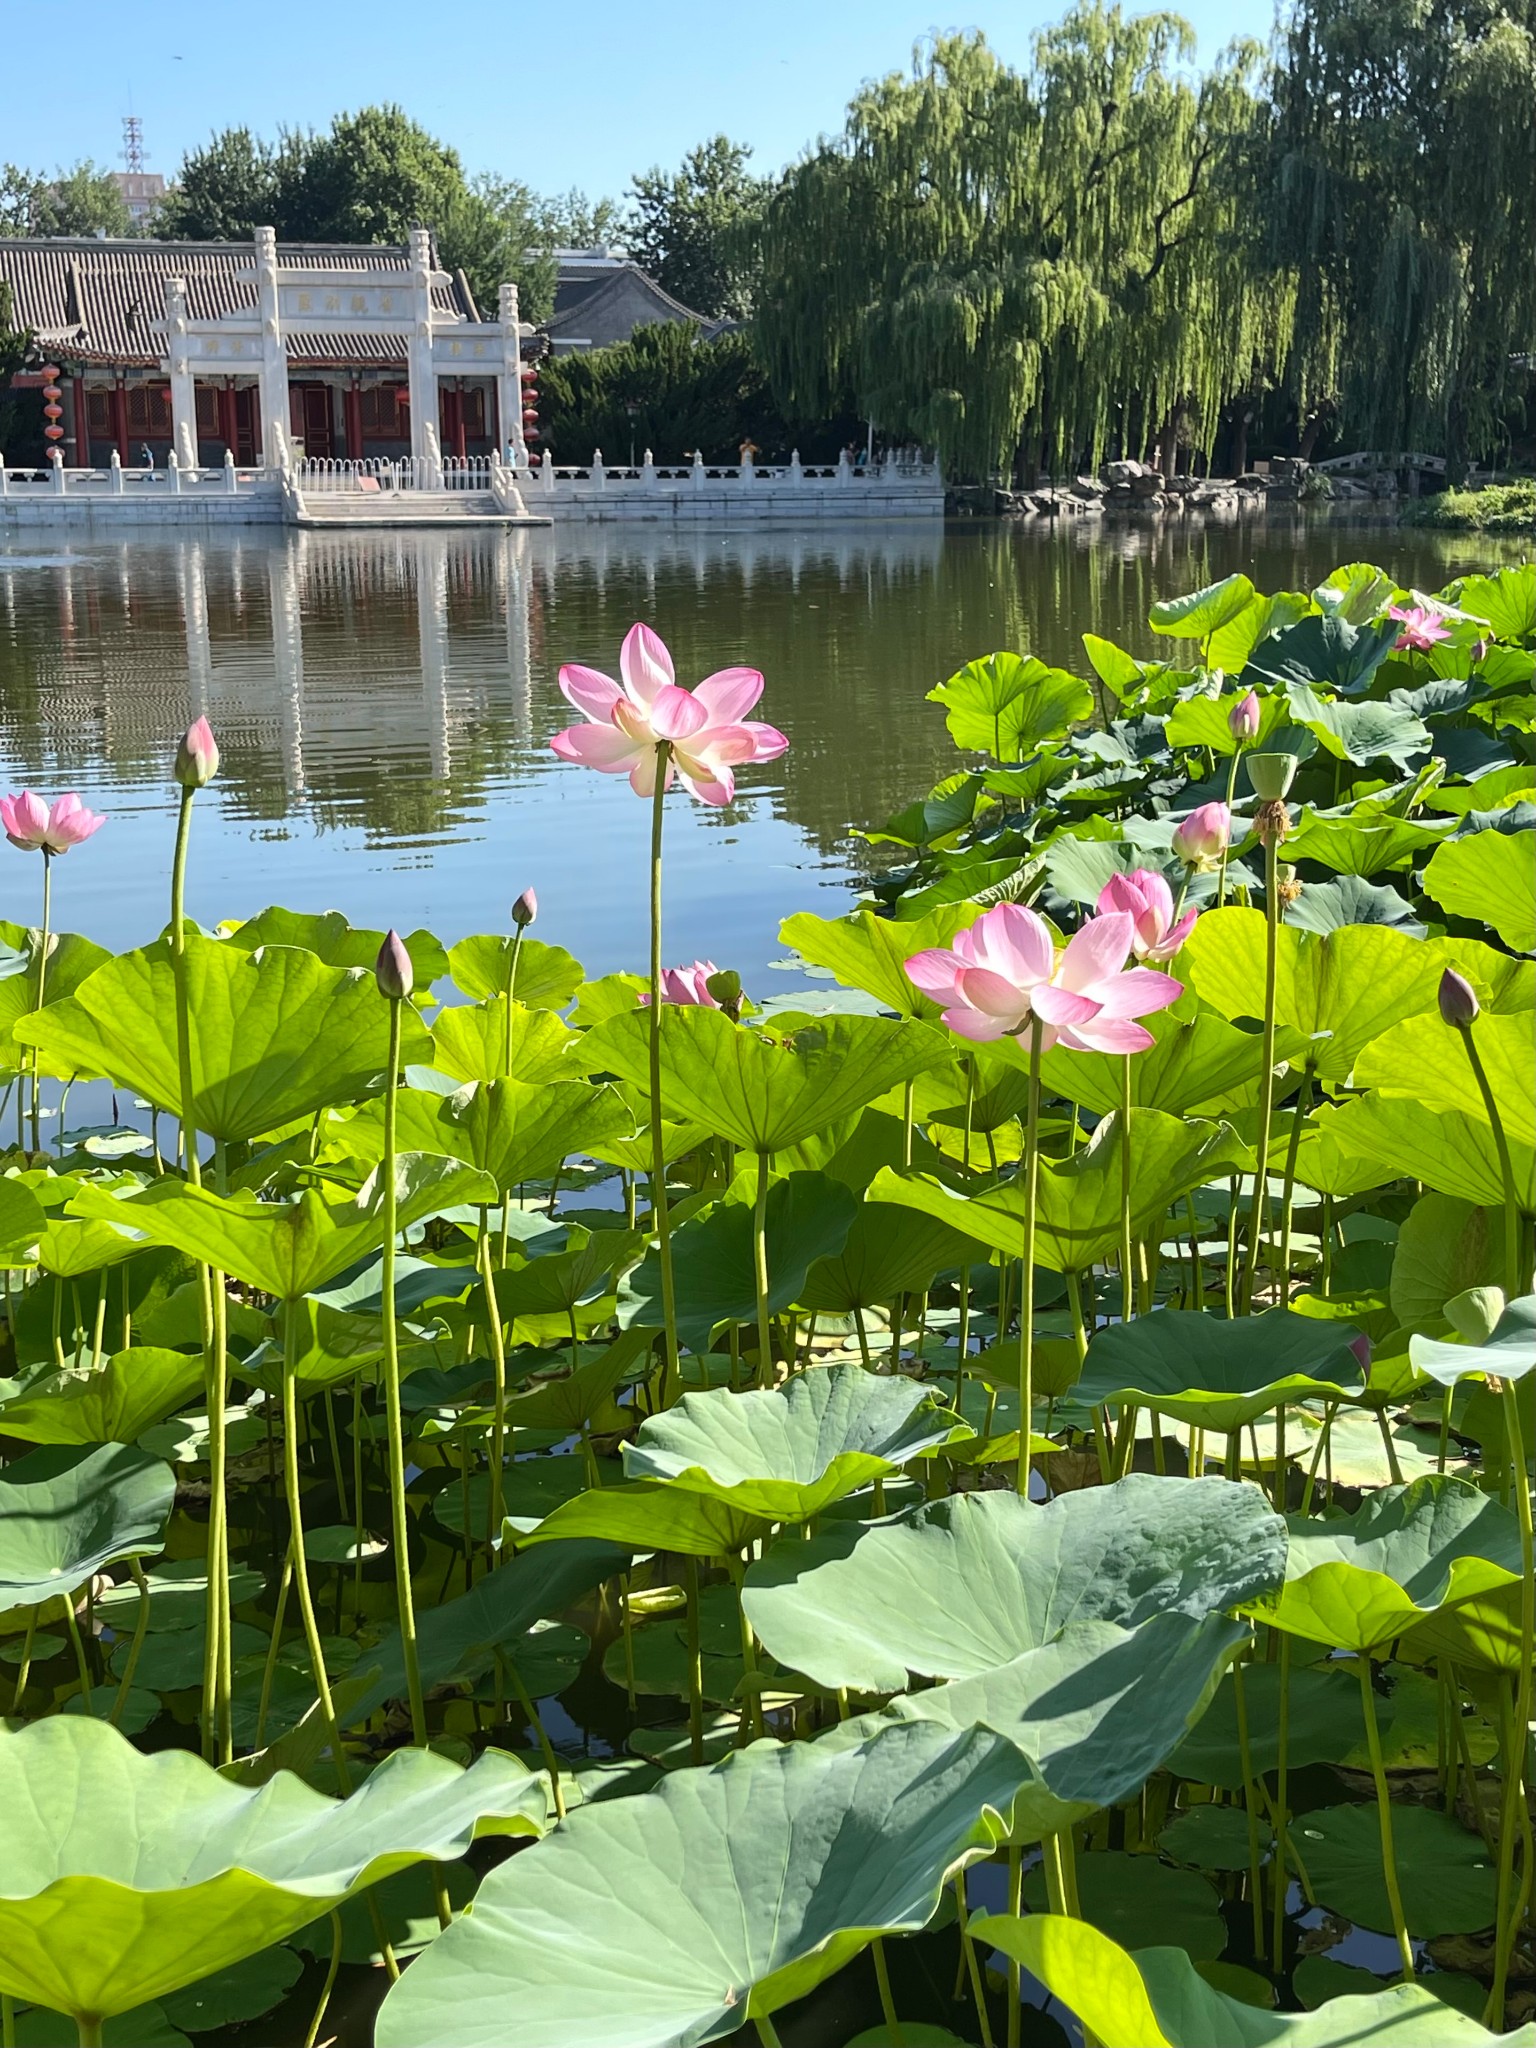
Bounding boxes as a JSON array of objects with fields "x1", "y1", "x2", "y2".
[
  {"x1": 86, "y1": 391, "x2": 113, "y2": 435},
  {"x1": 360, "y1": 385, "x2": 408, "y2": 436},
  {"x1": 124, "y1": 386, "x2": 172, "y2": 436}
]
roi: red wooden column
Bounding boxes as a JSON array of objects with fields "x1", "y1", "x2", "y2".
[
  {"x1": 71, "y1": 375, "x2": 90, "y2": 466},
  {"x1": 111, "y1": 380, "x2": 130, "y2": 461},
  {"x1": 344, "y1": 382, "x2": 364, "y2": 459},
  {"x1": 218, "y1": 383, "x2": 239, "y2": 458}
]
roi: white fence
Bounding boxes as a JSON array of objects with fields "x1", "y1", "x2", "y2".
[
  {"x1": 0, "y1": 449, "x2": 275, "y2": 499},
  {"x1": 293, "y1": 456, "x2": 493, "y2": 494}
]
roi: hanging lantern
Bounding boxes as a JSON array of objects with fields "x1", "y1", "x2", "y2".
[{"x1": 524, "y1": 425, "x2": 541, "y2": 442}]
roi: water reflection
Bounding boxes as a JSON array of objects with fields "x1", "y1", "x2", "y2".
[{"x1": 0, "y1": 517, "x2": 1516, "y2": 981}]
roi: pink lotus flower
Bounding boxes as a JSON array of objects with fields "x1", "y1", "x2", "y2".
[
  {"x1": 551, "y1": 623, "x2": 787, "y2": 807},
  {"x1": 1172, "y1": 801, "x2": 1231, "y2": 868},
  {"x1": 1388, "y1": 604, "x2": 1452, "y2": 654},
  {"x1": 1, "y1": 790, "x2": 106, "y2": 855},
  {"x1": 905, "y1": 903, "x2": 1181, "y2": 1055},
  {"x1": 639, "y1": 960, "x2": 720, "y2": 1007},
  {"x1": 1228, "y1": 690, "x2": 1261, "y2": 743},
  {"x1": 1096, "y1": 869, "x2": 1197, "y2": 963}
]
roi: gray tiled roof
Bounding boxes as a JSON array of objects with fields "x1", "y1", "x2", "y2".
[{"x1": 0, "y1": 238, "x2": 468, "y2": 367}]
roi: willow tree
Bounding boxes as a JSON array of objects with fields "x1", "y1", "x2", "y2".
[
  {"x1": 754, "y1": 6, "x2": 1286, "y2": 479},
  {"x1": 1269, "y1": 0, "x2": 1536, "y2": 477}
]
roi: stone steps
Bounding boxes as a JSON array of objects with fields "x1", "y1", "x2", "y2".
[{"x1": 291, "y1": 491, "x2": 539, "y2": 527}]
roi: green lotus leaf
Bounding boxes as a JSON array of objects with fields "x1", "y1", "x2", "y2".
[
  {"x1": 969, "y1": 1913, "x2": 1520, "y2": 2047},
  {"x1": 1315, "y1": 562, "x2": 1398, "y2": 622},
  {"x1": 0, "y1": 1717, "x2": 547, "y2": 2023},
  {"x1": 375, "y1": 1720, "x2": 1022, "y2": 2048},
  {"x1": 68, "y1": 1155, "x2": 495, "y2": 1301},
  {"x1": 331, "y1": 1077, "x2": 635, "y2": 1193},
  {"x1": 1245, "y1": 612, "x2": 1401, "y2": 695},
  {"x1": 1037, "y1": 1005, "x2": 1311, "y2": 1116},
  {"x1": 0, "y1": 1347, "x2": 204, "y2": 1446},
  {"x1": 585, "y1": 1005, "x2": 952, "y2": 1154},
  {"x1": 157, "y1": 1946, "x2": 303, "y2": 2032},
  {"x1": 0, "y1": 931, "x2": 113, "y2": 1060},
  {"x1": 621, "y1": 1170, "x2": 857, "y2": 1351},
  {"x1": 778, "y1": 905, "x2": 985, "y2": 1020},
  {"x1": 223, "y1": 909, "x2": 448, "y2": 987},
  {"x1": 518, "y1": 1480, "x2": 773, "y2": 1558},
  {"x1": 15, "y1": 939, "x2": 431, "y2": 1138},
  {"x1": 1166, "y1": 687, "x2": 1293, "y2": 756},
  {"x1": 1456, "y1": 563, "x2": 1536, "y2": 643},
  {"x1": 95, "y1": 1557, "x2": 265, "y2": 1636},
  {"x1": 1297, "y1": 1803, "x2": 1498, "y2": 1937},
  {"x1": 799, "y1": 1201, "x2": 978, "y2": 1311},
  {"x1": 821, "y1": 1613, "x2": 1246, "y2": 1846},
  {"x1": 0, "y1": 1175, "x2": 47, "y2": 1267},
  {"x1": 1283, "y1": 811, "x2": 1452, "y2": 877},
  {"x1": 1390, "y1": 1194, "x2": 1503, "y2": 1334},
  {"x1": 1425, "y1": 823, "x2": 1536, "y2": 953},
  {"x1": 490, "y1": 1225, "x2": 643, "y2": 1326},
  {"x1": 868, "y1": 1112, "x2": 1243, "y2": 1275},
  {"x1": 1411, "y1": 1293, "x2": 1536, "y2": 1385},
  {"x1": 743, "y1": 1473, "x2": 1283, "y2": 1692},
  {"x1": 32, "y1": 1212, "x2": 144, "y2": 1279},
  {"x1": 0, "y1": 1444, "x2": 174, "y2": 1609},
  {"x1": 622, "y1": 1364, "x2": 968, "y2": 1521},
  {"x1": 1074, "y1": 1308, "x2": 1366, "y2": 1432},
  {"x1": 1243, "y1": 1474, "x2": 1525, "y2": 1652},
  {"x1": 1181, "y1": 911, "x2": 1440, "y2": 1082},
  {"x1": 497, "y1": 1325, "x2": 655, "y2": 1434},
  {"x1": 1285, "y1": 685, "x2": 1433, "y2": 769},
  {"x1": 1434, "y1": 935, "x2": 1536, "y2": 1013},
  {"x1": 1150, "y1": 572, "x2": 1256, "y2": 641},
  {"x1": 431, "y1": 999, "x2": 584, "y2": 1084},
  {"x1": 1023, "y1": 1849, "x2": 1226, "y2": 1958},
  {"x1": 1284, "y1": 875, "x2": 1424, "y2": 936},
  {"x1": 1327, "y1": 1091, "x2": 1535, "y2": 1207},
  {"x1": 8, "y1": 2002, "x2": 189, "y2": 2045},
  {"x1": 446, "y1": 934, "x2": 584, "y2": 1008},
  {"x1": 1355, "y1": 1009, "x2": 1534, "y2": 1149},
  {"x1": 1158, "y1": 1801, "x2": 1268, "y2": 1871},
  {"x1": 861, "y1": 768, "x2": 992, "y2": 850},
  {"x1": 926, "y1": 652, "x2": 1093, "y2": 756},
  {"x1": 341, "y1": 1536, "x2": 627, "y2": 1727}
]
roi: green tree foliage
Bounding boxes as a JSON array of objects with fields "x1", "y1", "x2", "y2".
[
  {"x1": 0, "y1": 279, "x2": 40, "y2": 461},
  {"x1": 537, "y1": 322, "x2": 855, "y2": 464},
  {"x1": 1268, "y1": 0, "x2": 1536, "y2": 479},
  {"x1": 0, "y1": 161, "x2": 134, "y2": 237},
  {"x1": 627, "y1": 136, "x2": 769, "y2": 318},
  {"x1": 155, "y1": 128, "x2": 305, "y2": 241},
  {"x1": 755, "y1": 10, "x2": 1284, "y2": 481}
]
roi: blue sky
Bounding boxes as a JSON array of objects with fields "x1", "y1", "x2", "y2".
[{"x1": 13, "y1": 0, "x2": 1278, "y2": 207}]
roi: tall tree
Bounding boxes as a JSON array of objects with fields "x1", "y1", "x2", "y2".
[
  {"x1": 0, "y1": 161, "x2": 133, "y2": 237},
  {"x1": 755, "y1": 10, "x2": 1284, "y2": 479},
  {"x1": 627, "y1": 136, "x2": 768, "y2": 316},
  {"x1": 1269, "y1": 0, "x2": 1536, "y2": 476},
  {"x1": 156, "y1": 128, "x2": 305, "y2": 240}
]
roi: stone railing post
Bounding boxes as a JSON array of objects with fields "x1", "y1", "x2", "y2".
[
  {"x1": 641, "y1": 448, "x2": 656, "y2": 488},
  {"x1": 111, "y1": 449, "x2": 124, "y2": 494},
  {"x1": 836, "y1": 448, "x2": 853, "y2": 488},
  {"x1": 224, "y1": 449, "x2": 238, "y2": 494},
  {"x1": 169, "y1": 451, "x2": 183, "y2": 495},
  {"x1": 541, "y1": 449, "x2": 555, "y2": 497},
  {"x1": 0, "y1": 455, "x2": 8, "y2": 499},
  {"x1": 50, "y1": 450, "x2": 66, "y2": 496},
  {"x1": 692, "y1": 449, "x2": 707, "y2": 492},
  {"x1": 592, "y1": 449, "x2": 605, "y2": 492}
]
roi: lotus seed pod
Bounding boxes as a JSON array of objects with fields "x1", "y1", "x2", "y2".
[{"x1": 1245, "y1": 751, "x2": 1298, "y2": 801}]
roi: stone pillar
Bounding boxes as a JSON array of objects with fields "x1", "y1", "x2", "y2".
[
  {"x1": 164, "y1": 276, "x2": 199, "y2": 471},
  {"x1": 408, "y1": 228, "x2": 438, "y2": 468},
  {"x1": 253, "y1": 227, "x2": 290, "y2": 468},
  {"x1": 497, "y1": 282, "x2": 527, "y2": 468}
]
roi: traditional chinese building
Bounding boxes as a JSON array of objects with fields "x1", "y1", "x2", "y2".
[{"x1": 0, "y1": 227, "x2": 531, "y2": 470}]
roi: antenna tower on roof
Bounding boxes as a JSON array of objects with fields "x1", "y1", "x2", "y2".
[{"x1": 122, "y1": 116, "x2": 146, "y2": 174}]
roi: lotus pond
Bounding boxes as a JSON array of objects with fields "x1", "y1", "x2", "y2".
[{"x1": 0, "y1": 552, "x2": 1532, "y2": 2048}]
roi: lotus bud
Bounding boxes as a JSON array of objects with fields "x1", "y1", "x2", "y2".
[
  {"x1": 173, "y1": 716, "x2": 220, "y2": 790},
  {"x1": 1228, "y1": 690, "x2": 1262, "y2": 744},
  {"x1": 705, "y1": 967, "x2": 744, "y2": 1020},
  {"x1": 1437, "y1": 967, "x2": 1479, "y2": 1029},
  {"x1": 1172, "y1": 801, "x2": 1231, "y2": 868},
  {"x1": 375, "y1": 929, "x2": 414, "y2": 1002},
  {"x1": 511, "y1": 888, "x2": 538, "y2": 929},
  {"x1": 1445, "y1": 1284, "x2": 1505, "y2": 1347},
  {"x1": 1245, "y1": 751, "x2": 1298, "y2": 801}
]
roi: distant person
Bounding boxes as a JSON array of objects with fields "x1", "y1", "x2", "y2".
[
  {"x1": 739, "y1": 438, "x2": 759, "y2": 466},
  {"x1": 140, "y1": 444, "x2": 155, "y2": 471}
]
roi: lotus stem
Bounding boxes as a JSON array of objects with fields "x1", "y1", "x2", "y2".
[
  {"x1": 871, "y1": 1938, "x2": 905, "y2": 2045},
  {"x1": 478, "y1": 1220, "x2": 510, "y2": 1559},
  {"x1": 1216, "y1": 749, "x2": 1241, "y2": 908},
  {"x1": 1454, "y1": 1021, "x2": 1526, "y2": 1294},
  {"x1": 1240, "y1": 829, "x2": 1282, "y2": 1312},
  {"x1": 954, "y1": 1873, "x2": 996, "y2": 2048},
  {"x1": 684, "y1": 1554, "x2": 705, "y2": 1765},
  {"x1": 753, "y1": 2020, "x2": 785, "y2": 2048},
  {"x1": 379, "y1": 994, "x2": 427, "y2": 1744},
  {"x1": 108, "y1": 1559, "x2": 151, "y2": 1727},
  {"x1": 1017, "y1": 1017, "x2": 1043, "y2": 1498},
  {"x1": 1042, "y1": 1831, "x2": 1071, "y2": 1914},
  {"x1": 302, "y1": 1911, "x2": 344, "y2": 2048},
  {"x1": 1005, "y1": 1841, "x2": 1023, "y2": 2048},
  {"x1": 753, "y1": 1147, "x2": 774, "y2": 1388},
  {"x1": 2, "y1": 1994, "x2": 14, "y2": 2048},
  {"x1": 1119, "y1": 1052, "x2": 1134, "y2": 1326},
  {"x1": 1231, "y1": 1655, "x2": 1265, "y2": 1955},
  {"x1": 1486, "y1": 1376, "x2": 1535, "y2": 2025},
  {"x1": 255, "y1": 1555, "x2": 293, "y2": 1750},
  {"x1": 642, "y1": 746, "x2": 685, "y2": 1409},
  {"x1": 1356, "y1": 1651, "x2": 1415, "y2": 1979},
  {"x1": 62, "y1": 1592, "x2": 92, "y2": 1713},
  {"x1": 75, "y1": 2018, "x2": 103, "y2": 2048},
  {"x1": 504, "y1": 1649, "x2": 567, "y2": 1820},
  {"x1": 1276, "y1": 1062, "x2": 1315, "y2": 1302},
  {"x1": 282, "y1": 1302, "x2": 349, "y2": 1787},
  {"x1": 29, "y1": 848, "x2": 50, "y2": 1152},
  {"x1": 502, "y1": 922, "x2": 524, "y2": 1068},
  {"x1": 9, "y1": 1607, "x2": 37, "y2": 1712},
  {"x1": 1271, "y1": 1630, "x2": 1293, "y2": 1964}
]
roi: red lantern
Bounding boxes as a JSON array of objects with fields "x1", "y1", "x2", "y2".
[
  {"x1": 524, "y1": 426, "x2": 541, "y2": 442},
  {"x1": 44, "y1": 425, "x2": 64, "y2": 441},
  {"x1": 39, "y1": 364, "x2": 60, "y2": 381}
]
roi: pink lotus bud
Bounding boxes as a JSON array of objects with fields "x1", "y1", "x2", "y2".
[
  {"x1": 511, "y1": 888, "x2": 538, "y2": 928},
  {"x1": 1172, "y1": 802, "x2": 1231, "y2": 868},
  {"x1": 174, "y1": 716, "x2": 220, "y2": 790},
  {"x1": 375, "y1": 929, "x2": 414, "y2": 1002},
  {"x1": 1228, "y1": 690, "x2": 1261, "y2": 744},
  {"x1": 1349, "y1": 1332, "x2": 1372, "y2": 1374},
  {"x1": 1438, "y1": 967, "x2": 1479, "y2": 1028}
]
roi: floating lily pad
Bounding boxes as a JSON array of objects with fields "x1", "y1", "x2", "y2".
[
  {"x1": 1075, "y1": 1308, "x2": 1366, "y2": 1432},
  {"x1": 8, "y1": 2004, "x2": 190, "y2": 2047},
  {"x1": 1158, "y1": 1802, "x2": 1270, "y2": 1872},
  {"x1": 158, "y1": 1946, "x2": 303, "y2": 2031},
  {"x1": 1296, "y1": 1803, "x2": 1498, "y2": 1937},
  {"x1": 0, "y1": 1444, "x2": 175, "y2": 1610},
  {"x1": 1020, "y1": 1849, "x2": 1226, "y2": 1960},
  {"x1": 110, "y1": 1621, "x2": 268, "y2": 1692},
  {"x1": 95, "y1": 1558, "x2": 265, "y2": 1635},
  {"x1": 291, "y1": 1862, "x2": 478, "y2": 1964}
]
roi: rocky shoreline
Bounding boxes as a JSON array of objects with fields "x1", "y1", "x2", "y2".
[{"x1": 949, "y1": 455, "x2": 1401, "y2": 518}]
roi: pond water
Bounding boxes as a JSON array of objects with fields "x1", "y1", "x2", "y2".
[{"x1": 0, "y1": 515, "x2": 1515, "y2": 980}]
